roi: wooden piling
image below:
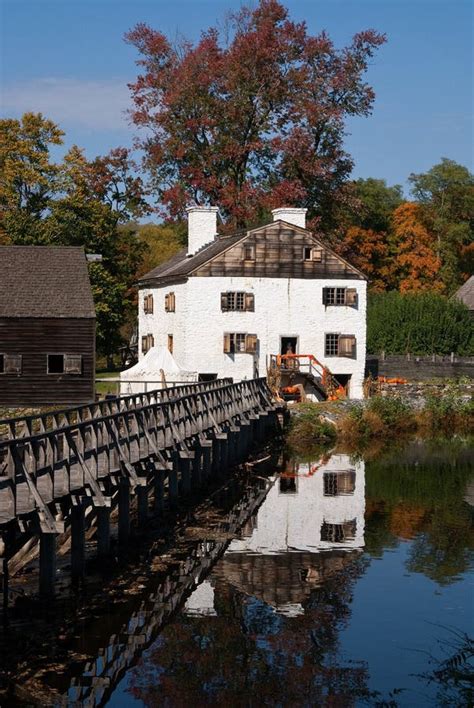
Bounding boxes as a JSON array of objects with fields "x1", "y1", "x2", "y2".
[
  {"x1": 71, "y1": 500, "x2": 86, "y2": 579},
  {"x1": 39, "y1": 533, "x2": 57, "y2": 597},
  {"x1": 96, "y1": 507, "x2": 110, "y2": 557}
]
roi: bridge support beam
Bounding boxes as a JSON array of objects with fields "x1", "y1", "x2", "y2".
[
  {"x1": 179, "y1": 456, "x2": 192, "y2": 495},
  {"x1": 191, "y1": 448, "x2": 202, "y2": 488},
  {"x1": 118, "y1": 478, "x2": 131, "y2": 545},
  {"x1": 201, "y1": 444, "x2": 212, "y2": 482},
  {"x1": 168, "y1": 457, "x2": 179, "y2": 508},
  {"x1": 96, "y1": 507, "x2": 110, "y2": 557},
  {"x1": 39, "y1": 533, "x2": 57, "y2": 597},
  {"x1": 153, "y1": 470, "x2": 165, "y2": 514},
  {"x1": 71, "y1": 500, "x2": 86, "y2": 579},
  {"x1": 137, "y1": 485, "x2": 148, "y2": 527}
]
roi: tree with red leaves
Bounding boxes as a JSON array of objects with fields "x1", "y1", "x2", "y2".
[{"x1": 126, "y1": 1, "x2": 385, "y2": 229}]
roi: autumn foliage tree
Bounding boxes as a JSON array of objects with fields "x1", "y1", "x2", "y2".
[
  {"x1": 389, "y1": 202, "x2": 442, "y2": 293},
  {"x1": 125, "y1": 0, "x2": 385, "y2": 228}
]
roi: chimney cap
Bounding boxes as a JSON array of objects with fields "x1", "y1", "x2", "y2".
[
  {"x1": 271, "y1": 207, "x2": 308, "y2": 218},
  {"x1": 186, "y1": 205, "x2": 219, "y2": 214}
]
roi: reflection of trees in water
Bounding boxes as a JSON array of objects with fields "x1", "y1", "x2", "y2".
[
  {"x1": 364, "y1": 440, "x2": 474, "y2": 585},
  {"x1": 127, "y1": 556, "x2": 371, "y2": 706}
]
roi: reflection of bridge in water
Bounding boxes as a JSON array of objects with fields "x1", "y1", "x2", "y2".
[{"x1": 0, "y1": 378, "x2": 277, "y2": 599}]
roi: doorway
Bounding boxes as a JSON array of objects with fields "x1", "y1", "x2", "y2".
[{"x1": 280, "y1": 336, "x2": 298, "y2": 355}]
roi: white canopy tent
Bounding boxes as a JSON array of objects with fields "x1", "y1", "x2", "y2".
[{"x1": 120, "y1": 346, "x2": 198, "y2": 395}]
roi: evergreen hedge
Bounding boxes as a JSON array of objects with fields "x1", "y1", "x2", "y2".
[{"x1": 367, "y1": 292, "x2": 474, "y2": 355}]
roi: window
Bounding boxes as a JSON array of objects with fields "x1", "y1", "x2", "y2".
[
  {"x1": 0, "y1": 354, "x2": 22, "y2": 375},
  {"x1": 323, "y1": 287, "x2": 357, "y2": 306},
  {"x1": 243, "y1": 244, "x2": 255, "y2": 261},
  {"x1": 141, "y1": 334, "x2": 154, "y2": 355},
  {"x1": 167, "y1": 334, "x2": 173, "y2": 354},
  {"x1": 143, "y1": 294, "x2": 154, "y2": 314},
  {"x1": 223, "y1": 333, "x2": 257, "y2": 354},
  {"x1": 47, "y1": 354, "x2": 82, "y2": 375},
  {"x1": 164, "y1": 292, "x2": 176, "y2": 312},
  {"x1": 323, "y1": 471, "x2": 356, "y2": 496},
  {"x1": 325, "y1": 334, "x2": 356, "y2": 358},
  {"x1": 321, "y1": 519, "x2": 356, "y2": 543},
  {"x1": 303, "y1": 246, "x2": 323, "y2": 262},
  {"x1": 221, "y1": 291, "x2": 255, "y2": 312}
]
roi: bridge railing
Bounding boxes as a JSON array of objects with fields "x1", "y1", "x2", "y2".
[
  {"x1": 0, "y1": 378, "x2": 233, "y2": 440},
  {"x1": 0, "y1": 378, "x2": 274, "y2": 530}
]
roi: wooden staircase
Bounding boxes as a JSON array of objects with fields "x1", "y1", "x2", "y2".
[{"x1": 267, "y1": 354, "x2": 344, "y2": 402}]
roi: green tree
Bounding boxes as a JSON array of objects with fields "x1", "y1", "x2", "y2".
[
  {"x1": 409, "y1": 159, "x2": 474, "y2": 293},
  {"x1": 0, "y1": 113, "x2": 149, "y2": 366}
]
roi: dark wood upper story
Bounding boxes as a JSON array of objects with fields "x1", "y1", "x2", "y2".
[
  {"x1": 139, "y1": 220, "x2": 366, "y2": 287},
  {"x1": 0, "y1": 246, "x2": 96, "y2": 406}
]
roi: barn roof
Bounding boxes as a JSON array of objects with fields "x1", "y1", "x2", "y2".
[
  {"x1": 0, "y1": 246, "x2": 96, "y2": 318},
  {"x1": 454, "y1": 276, "x2": 474, "y2": 310}
]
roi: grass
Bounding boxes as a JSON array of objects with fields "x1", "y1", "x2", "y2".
[{"x1": 95, "y1": 370, "x2": 121, "y2": 397}]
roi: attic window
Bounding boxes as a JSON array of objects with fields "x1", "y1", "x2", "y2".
[
  {"x1": 0, "y1": 354, "x2": 22, "y2": 375},
  {"x1": 244, "y1": 244, "x2": 255, "y2": 261},
  {"x1": 303, "y1": 247, "x2": 323, "y2": 262}
]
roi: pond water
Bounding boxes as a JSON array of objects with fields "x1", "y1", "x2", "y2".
[{"x1": 102, "y1": 438, "x2": 474, "y2": 707}]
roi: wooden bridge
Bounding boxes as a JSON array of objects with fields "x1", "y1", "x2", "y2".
[{"x1": 0, "y1": 377, "x2": 278, "y2": 601}]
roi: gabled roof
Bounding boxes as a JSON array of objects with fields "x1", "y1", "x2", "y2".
[
  {"x1": 0, "y1": 246, "x2": 96, "y2": 318},
  {"x1": 139, "y1": 220, "x2": 365, "y2": 285},
  {"x1": 454, "y1": 276, "x2": 474, "y2": 310}
]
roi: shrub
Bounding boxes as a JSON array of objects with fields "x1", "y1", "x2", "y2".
[
  {"x1": 286, "y1": 403, "x2": 337, "y2": 453},
  {"x1": 367, "y1": 291, "x2": 474, "y2": 356}
]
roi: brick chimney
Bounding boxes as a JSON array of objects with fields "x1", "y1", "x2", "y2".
[
  {"x1": 272, "y1": 208, "x2": 307, "y2": 229},
  {"x1": 186, "y1": 206, "x2": 219, "y2": 256}
]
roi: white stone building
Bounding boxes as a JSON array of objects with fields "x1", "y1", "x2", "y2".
[{"x1": 138, "y1": 206, "x2": 367, "y2": 398}]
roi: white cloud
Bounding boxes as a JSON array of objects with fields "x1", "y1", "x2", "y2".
[{"x1": 1, "y1": 77, "x2": 132, "y2": 131}]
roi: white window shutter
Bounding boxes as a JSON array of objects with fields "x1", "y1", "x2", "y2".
[{"x1": 65, "y1": 355, "x2": 82, "y2": 374}]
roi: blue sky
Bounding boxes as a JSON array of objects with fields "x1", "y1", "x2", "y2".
[{"x1": 1, "y1": 0, "x2": 472, "y2": 196}]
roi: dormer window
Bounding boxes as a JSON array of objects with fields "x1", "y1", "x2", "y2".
[
  {"x1": 303, "y1": 246, "x2": 323, "y2": 262},
  {"x1": 244, "y1": 244, "x2": 255, "y2": 261}
]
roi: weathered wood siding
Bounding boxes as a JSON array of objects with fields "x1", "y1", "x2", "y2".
[
  {"x1": 192, "y1": 223, "x2": 364, "y2": 280},
  {"x1": 0, "y1": 318, "x2": 95, "y2": 406}
]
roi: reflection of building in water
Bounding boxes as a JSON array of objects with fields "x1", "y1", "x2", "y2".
[
  {"x1": 184, "y1": 580, "x2": 217, "y2": 617},
  {"x1": 198, "y1": 454, "x2": 366, "y2": 617},
  {"x1": 228, "y1": 453, "x2": 365, "y2": 554}
]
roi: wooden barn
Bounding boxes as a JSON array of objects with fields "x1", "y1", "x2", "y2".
[{"x1": 0, "y1": 246, "x2": 96, "y2": 407}]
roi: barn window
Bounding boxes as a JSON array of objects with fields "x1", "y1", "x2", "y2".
[
  {"x1": 47, "y1": 354, "x2": 82, "y2": 374},
  {"x1": 325, "y1": 334, "x2": 356, "y2": 358},
  {"x1": 165, "y1": 292, "x2": 176, "y2": 312},
  {"x1": 221, "y1": 292, "x2": 255, "y2": 311},
  {"x1": 223, "y1": 333, "x2": 257, "y2": 354},
  {"x1": 0, "y1": 354, "x2": 22, "y2": 375},
  {"x1": 141, "y1": 334, "x2": 154, "y2": 355},
  {"x1": 143, "y1": 294, "x2": 154, "y2": 314},
  {"x1": 323, "y1": 287, "x2": 357, "y2": 306},
  {"x1": 303, "y1": 246, "x2": 323, "y2": 262}
]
